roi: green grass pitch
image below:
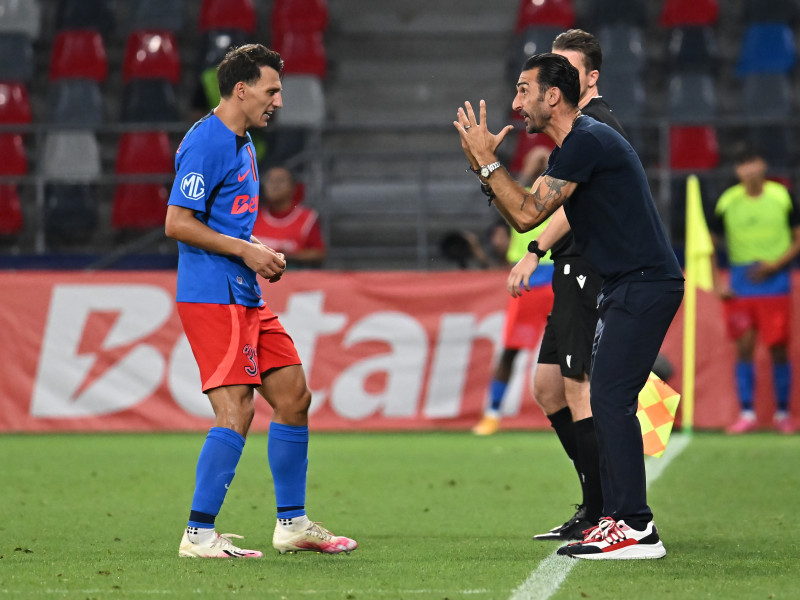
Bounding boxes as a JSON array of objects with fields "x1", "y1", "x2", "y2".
[{"x1": 2, "y1": 431, "x2": 798, "y2": 599}]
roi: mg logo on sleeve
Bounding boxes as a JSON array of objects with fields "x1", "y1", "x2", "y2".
[{"x1": 180, "y1": 172, "x2": 205, "y2": 200}]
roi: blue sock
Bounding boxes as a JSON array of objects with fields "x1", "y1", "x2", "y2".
[
  {"x1": 735, "y1": 361, "x2": 755, "y2": 412},
  {"x1": 489, "y1": 379, "x2": 508, "y2": 412},
  {"x1": 773, "y1": 362, "x2": 791, "y2": 413},
  {"x1": 268, "y1": 422, "x2": 308, "y2": 519},
  {"x1": 187, "y1": 427, "x2": 245, "y2": 529}
]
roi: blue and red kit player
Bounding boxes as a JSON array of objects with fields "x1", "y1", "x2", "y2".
[{"x1": 166, "y1": 44, "x2": 356, "y2": 558}]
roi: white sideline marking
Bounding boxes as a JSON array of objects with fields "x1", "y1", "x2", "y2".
[{"x1": 508, "y1": 434, "x2": 691, "y2": 600}]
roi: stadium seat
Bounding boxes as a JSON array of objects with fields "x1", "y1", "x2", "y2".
[
  {"x1": 198, "y1": 0, "x2": 256, "y2": 34},
  {"x1": 49, "y1": 80, "x2": 104, "y2": 126},
  {"x1": 275, "y1": 75, "x2": 325, "y2": 128},
  {"x1": 115, "y1": 132, "x2": 173, "y2": 174},
  {"x1": 742, "y1": 0, "x2": 800, "y2": 25},
  {"x1": 596, "y1": 24, "x2": 645, "y2": 75},
  {"x1": 741, "y1": 73, "x2": 792, "y2": 117},
  {"x1": 666, "y1": 26, "x2": 717, "y2": 72},
  {"x1": 275, "y1": 31, "x2": 327, "y2": 78},
  {"x1": 271, "y1": 0, "x2": 328, "y2": 41},
  {"x1": 0, "y1": 33, "x2": 33, "y2": 81},
  {"x1": 120, "y1": 80, "x2": 179, "y2": 123},
  {"x1": 597, "y1": 70, "x2": 645, "y2": 118},
  {"x1": 197, "y1": 29, "x2": 246, "y2": 72},
  {"x1": 55, "y1": 0, "x2": 114, "y2": 37},
  {"x1": 0, "y1": 82, "x2": 32, "y2": 123},
  {"x1": 0, "y1": 0, "x2": 42, "y2": 39},
  {"x1": 111, "y1": 184, "x2": 169, "y2": 230},
  {"x1": 49, "y1": 30, "x2": 108, "y2": 81},
  {"x1": 128, "y1": 0, "x2": 183, "y2": 33},
  {"x1": 260, "y1": 128, "x2": 309, "y2": 170},
  {"x1": 123, "y1": 31, "x2": 181, "y2": 84},
  {"x1": 749, "y1": 126, "x2": 794, "y2": 168},
  {"x1": 514, "y1": 0, "x2": 574, "y2": 33},
  {"x1": 667, "y1": 73, "x2": 717, "y2": 122},
  {"x1": 0, "y1": 133, "x2": 26, "y2": 174},
  {"x1": 44, "y1": 184, "x2": 97, "y2": 241},
  {"x1": 43, "y1": 132, "x2": 101, "y2": 181},
  {"x1": 670, "y1": 126, "x2": 719, "y2": 170},
  {"x1": 736, "y1": 23, "x2": 797, "y2": 75},
  {"x1": 509, "y1": 132, "x2": 555, "y2": 175},
  {"x1": 0, "y1": 184, "x2": 23, "y2": 235},
  {"x1": 508, "y1": 26, "x2": 563, "y2": 79},
  {"x1": 589, "y1": 0, "x2": 646, "y2": 26},
  {"x1": 659, "y1": 0, "x2": 718, "y2": 27}
]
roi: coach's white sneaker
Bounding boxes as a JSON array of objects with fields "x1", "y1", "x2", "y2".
[
  {"x1": 178, "y1": 529, "x2": 263, "y2": 558},
  {"x1": 556, "y1": 517, "x2": 666, "y2": 560},
  {"x1": 273, "y1": 518, "x2": 357, "y2": 554}
]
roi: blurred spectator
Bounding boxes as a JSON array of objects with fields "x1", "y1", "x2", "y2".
[
  {"x1": 252, "y1": 166, "x2": 326, "y2": 268},
  {"x1": 440, "y1": 220, "x2": 509, "y2": 269},
  {"x1": 710, "y1": 145, "x2": 800, "y2": 434}
]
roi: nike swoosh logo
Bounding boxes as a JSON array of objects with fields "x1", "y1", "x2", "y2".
[{"x1": 238, "y1": 169, "x2": 251, "y2": 182}]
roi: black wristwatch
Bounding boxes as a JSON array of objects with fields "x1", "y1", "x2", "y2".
[{"x1": 527, "y1": 239, "x2": 547, "y2": 259}]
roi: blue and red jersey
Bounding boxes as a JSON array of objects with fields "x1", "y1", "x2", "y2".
[{"x1": 168, "y1": 113, "x2": 263, "y2": 306}]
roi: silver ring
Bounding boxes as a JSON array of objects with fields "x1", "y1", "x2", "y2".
[{"x1": 464, "y1": 125, "x2": 471, "y2": 130}]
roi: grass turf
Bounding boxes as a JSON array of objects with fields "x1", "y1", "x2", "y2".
[{"x1": 1, "y1": 431, "x2": 798, "y2": 599}]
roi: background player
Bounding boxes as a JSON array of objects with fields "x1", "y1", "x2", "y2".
[
  {"x1": 165, "y1": 44, "x2": 356, "y2": 558},
  {"x1": 710, "y1": 145, "x2": 800, "y2": 434}
]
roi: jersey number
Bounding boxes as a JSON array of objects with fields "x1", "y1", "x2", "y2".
[{"x1": 231, "y1": 194, "x2": 258, "y2": 215}]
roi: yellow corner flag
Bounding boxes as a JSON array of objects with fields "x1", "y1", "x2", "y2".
[
  {"x1": 682, "y1": 174, "x2": 714, "y2": 433},
  {"x1": 637, "y1": 372, "x2": 681, "y2": 458},
  {"x1": 684, "y1": 174, "x2": 714, "y2": 292}
]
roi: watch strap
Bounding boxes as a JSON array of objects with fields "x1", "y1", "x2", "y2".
[{"x1": 527, "y1": 239, "x2": 547, "y2": 258}]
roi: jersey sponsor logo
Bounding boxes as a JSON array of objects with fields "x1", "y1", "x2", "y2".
[
  {"x1": 180, "y1": 172, "x2": 205, "y2": 200},
  {"x1": 237, "y1": 169, "x2": 251, "y2": 182},
  {"x1": 231, "y1": 194, "x2": 258, "y2": 215},
  {"x1": 242, "y1": 344, "x2": 258, "y2": 377},
  {"x1": 576, "y1": 275, "x2": 586, "y2": 289}
]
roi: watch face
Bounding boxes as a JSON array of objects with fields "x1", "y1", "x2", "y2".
[{"x1": 480, "y1": 167, "x2": 489, "y2": 178}]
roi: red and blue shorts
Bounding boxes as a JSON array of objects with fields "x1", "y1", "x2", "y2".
[
  {"x1": 722, "y1": 294, "x2": 791, "y2": 347},
  {"x1": 177, "y1": 302, "x2": 301, "y2": 393}
]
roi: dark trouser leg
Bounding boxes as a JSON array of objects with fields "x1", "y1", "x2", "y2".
[{"x1": 591, "y1": 280, "x2": 683, "y2": 528}]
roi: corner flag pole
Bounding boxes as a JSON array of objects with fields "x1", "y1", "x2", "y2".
[{"x1": 682, "y1": 175, "x2": 714, "y2": 434}]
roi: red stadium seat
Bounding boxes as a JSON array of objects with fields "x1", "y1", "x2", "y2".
[
  {"x1": 515, "y1": 0, "x2": 575, "y2": 33},
  {"x1": 198, "y1": 0, "x2": 256, "y2": 34},
  {"x1": 0, "y1": 184, "x2": 23, "y2": 235},
  {"x1": 669, "y1": 126, "x2": 719, "y2": 170},
  {"x1": 115, "y1": 132, "x2": 173, "y2": 174},
  {"x1": 0, "y1": 134, "x2": 27, "y2": 175},
  {"x1": 509, "y1": 132, "x2": 555, "y2": 175},
  {"x1": 49, "y1": 30, "x2": 108, "y2": 82},
  {"x1": 659, "y1": 0, "x2": 718, "y2": 27},
  {"x1": 111, "y1": 184, "x2": 168, "y2": 230},
  {"x1": 123, "y1": 30, "x2": 181, "y2": 84},
  {"x1": 271, "y1": 0, "x2": 328, "y2": 42},
  {"x1": 275, "y1": 31, "x2": 327, "y2": 77},
  {"x1": 0, "y1": 82, "x2": 32, "y2": 123}
]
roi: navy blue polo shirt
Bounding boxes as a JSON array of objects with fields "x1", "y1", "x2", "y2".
[{"x1": 545, "y1": 116, "x2": 683, "y2": 290}]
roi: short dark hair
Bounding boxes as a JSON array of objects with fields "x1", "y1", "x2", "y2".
[
  {"x1": 521, "y1": 53, "x2": 580, "y2": 108},
  {"x1": 217, "y1": 44, "x2": 284, "y2": 98},
  {"x1": 552, "y1": 29, "x2": 603, "y2": 73},
  {"x1": 733, "y1": 142, "x2": 764, "y2": 165}
]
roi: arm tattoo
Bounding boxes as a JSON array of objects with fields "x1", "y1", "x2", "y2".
[{"x1": 521, "y1": 175, "x2": 569, "y2": 213}]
